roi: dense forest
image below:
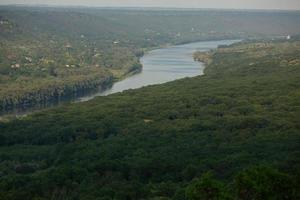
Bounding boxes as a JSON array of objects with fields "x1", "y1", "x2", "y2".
[
  {"x1": 0, "y1": 38, "x2": 299, "y2": 199},
  {"x1": 1, "y1": 6, "x2": 300, "y2": 112}
]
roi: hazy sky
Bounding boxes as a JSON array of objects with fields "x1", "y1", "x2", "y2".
[{"x1": 1, "y1": 0, "x2": 300, "y2": 10}]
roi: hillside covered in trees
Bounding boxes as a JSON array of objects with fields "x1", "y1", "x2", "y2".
[
  {"x1": 1, "y1": 6, "x2": 300, "y2": 113},
  {"x1": 0, "y1": 38, "x2": 299, "y2": 199}
]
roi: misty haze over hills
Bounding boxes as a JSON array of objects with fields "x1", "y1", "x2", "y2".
[{"x1": 1, "y1": 0, "x2": 300, "y2": 10}]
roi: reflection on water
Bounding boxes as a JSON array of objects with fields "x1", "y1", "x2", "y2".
[
  {"x1": 0, "y1": 85, "x2": 111, "y2": 117},
  {"x1": 79, "y1": 40, "x2": 238, "y2": 101}
]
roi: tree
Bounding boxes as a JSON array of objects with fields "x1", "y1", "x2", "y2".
[
  {"x1": 235, "y1": 166, "x2": 298, "y2": 200},
  {"x1": 185, "y1": 172, "x2": 232, "y2": 200}
]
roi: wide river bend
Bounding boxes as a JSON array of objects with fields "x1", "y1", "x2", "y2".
[
  {"x1": 1, "y1": 40, "x2": 238, "y2": 117},
  {"x1": 79, "y1": 39, "x2": 238, "y2": 101}
]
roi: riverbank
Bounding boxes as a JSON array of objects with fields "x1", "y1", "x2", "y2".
[
  {"x1": 0, "y1": 40, "x2": 238, "y2": 118},
  {"x1": 79, "y1": 40, "x2": 238, "y2": 100},
  {"x1": 0, "y1": 39, "x2": 299, "y2": 199}
]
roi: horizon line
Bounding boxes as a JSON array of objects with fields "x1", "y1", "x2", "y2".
[{"x1": 0, "y1": 4, "x2": 300, "y2": 12}]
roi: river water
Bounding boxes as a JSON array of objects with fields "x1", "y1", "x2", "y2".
[
  {"x1": 1, "y1": 40, "x2": 238, "y2": 117},
  {"x1": 79, "y1": 39, "x2": 238, "y2": 101}
]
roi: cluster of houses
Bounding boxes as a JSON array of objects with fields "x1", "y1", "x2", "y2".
[
  {"x1": 65, "y1": 64, "x2": 74, "y2": 68},
  {"x1": 25, "y1": 57, "x2": 32, "y2": 63},
  {"x1": 0, "y1": 20, "x2": 9, "y2": 25},
  {"x1": 11, "y1": 63, "x2": 20, "y2": 69},
  {"x1": 10, "y1": 56, "x2": 34, "y2": 69}
]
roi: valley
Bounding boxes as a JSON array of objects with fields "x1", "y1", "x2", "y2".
[
  {"x1": 0, "y1": 6, "x2": 299, "y2": 200},
  {"x1": 1, "y1": 7, "x2": 300, "y2": 115},
  {"x1": 0, "y1": 37, "x2": 299, "y2": 199}
]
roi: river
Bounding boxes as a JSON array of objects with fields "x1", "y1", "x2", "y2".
[
  {"x1": 1, "y1": 39, "x2": 238, "y2": 117},
  {"x1": 78, "y1": 39, "x2": 238, "y2": 101}
]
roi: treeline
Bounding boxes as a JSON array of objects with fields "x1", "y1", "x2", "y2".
[
  {"x1": 184, "y1": 166, "x2": 299, "y2": 200},
  {"x1": 0, "y1": 165, "x2": 298, "y2": 200}
]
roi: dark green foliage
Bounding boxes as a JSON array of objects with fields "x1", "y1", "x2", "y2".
[
  {"x1": 0, "y1": 39, "x2": 299, "y2": 199},
  {"x1": 186, "y1": 172, "x2": 231, "y2": 200},
  {"x1": 235, "y1": 166, "x2": 299, "y2": 200}
]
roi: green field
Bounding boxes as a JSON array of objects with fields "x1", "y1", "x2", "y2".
[{"x1": 0, "y1": 38, "x2": 299, "y2": 199}]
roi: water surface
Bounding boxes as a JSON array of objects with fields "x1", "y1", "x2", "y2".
[{"x1": 79, "y1": 39, "x2": 238, "y2": 101}]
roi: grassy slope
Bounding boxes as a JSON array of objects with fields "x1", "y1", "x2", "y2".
[{"x1": 0, "y1": 39, "x2": 299, "y2": 199}]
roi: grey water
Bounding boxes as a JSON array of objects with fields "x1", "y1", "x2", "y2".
[{"x1": 79, "y1": 39, "x2": 238, "y2": 101}]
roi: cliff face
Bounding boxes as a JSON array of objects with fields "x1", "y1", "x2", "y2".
[{"x1": 0, "y1": 75, "x2": 113, "y2": 113}]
